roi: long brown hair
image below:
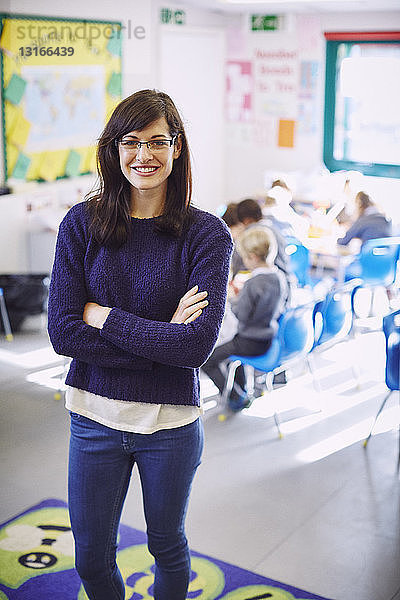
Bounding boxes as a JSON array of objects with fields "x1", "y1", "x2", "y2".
[
  {"x1": 86, "y1": 89, "x2": 192, "y2": 247},
  {"x1": 355, "y1": 191, "x2": 374, "y2": 217}
]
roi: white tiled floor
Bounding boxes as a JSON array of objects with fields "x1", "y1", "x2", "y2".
[{"x1": 0, "y1": 316, "x2": 399, "y2": 600}]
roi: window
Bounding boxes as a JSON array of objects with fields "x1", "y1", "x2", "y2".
[{"x1": 324, "y1": 32, "x2": 400, "y2": 178}]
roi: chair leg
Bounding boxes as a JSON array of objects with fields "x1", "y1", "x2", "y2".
[
  {"x1": 220, "y1": 360, "x2": 242, "y2": 409},
  {"x1": 363, "y1": 390, "x2": 393, "y2": 447},
  {"x1": 265, "y1": 371, "x2": 274, "y2": 394},
  {"x1": 265, "y1": 371, "x2": 283, "y2": 439},
  {"x1": 368, "y1": 287, "x2": 375, "y2": 318},
  {"x1": 351, "y1": 362, "x2": 362, "y2": 390},
  {"x1": 244, "y1": 364, "x2": 255, "y2": 398},
  {"x1": 273, "y1": 412, "x2": 283, "y2": 440},
  {"x1": 54, "y1": 357, "x2": 69, "y2": 400},
  {"x1": 307, "y1": 353, "x2": 321, "y2": 392},
  {"x1": 0, "y1": 288, "x2": 13, "y2": 342},
  {"x1": 397, "y1": 391, "x2": 400, "y2": 474}
]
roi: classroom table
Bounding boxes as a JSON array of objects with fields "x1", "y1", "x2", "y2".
[{"x1": 304, "y1": 236, "x2": 357, "y2": 283}]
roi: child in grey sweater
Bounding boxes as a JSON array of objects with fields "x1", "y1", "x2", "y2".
[{"x1": 202, "y1": 227, "x2": 288, "y2": 411}]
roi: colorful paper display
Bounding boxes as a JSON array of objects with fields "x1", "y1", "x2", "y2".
[
  {"x1": 6, "y1": 144, "x2": 19, "y2": 177},
  {"x1": 38, "y1": 150, "x2": 69, "y2": 182},
  {"x1": 4, "y1": 73, "x2": 27, "y2": 105},
  {"x1": 278, "y1": 119, "x2": 295, "y2": 148},
  {"x1": 107, "y1": 28, "x2": 122, "y2": 56},
  {"x1": 12, "y1": 153, "x2": 31, "y2": 179},
  {"x1": 0, "y1": 15, "x2": 122, "y2": 182},
  {"x1": 4, "y1": 103, "x2": 19, "y2": 136},
  {"x1": 107, "y1": 71, "x2": 122, "y2": 97},
  {"x1": 8, "y1": 114, "x2": 31, "y2": 148},
  {"x1": 65, "y1": 150, "x2": 82, "y2": 178}
]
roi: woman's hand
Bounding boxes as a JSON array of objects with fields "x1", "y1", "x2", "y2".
[
  {"x1": 170, "y1": 285, "x2": 208, "y2": 325},
  {"x1": 83, "y1": 302, "x2": 112, "y2": 329},
  {"x1": 83, "y1": 287, "x2": 207, "y2": 330}
]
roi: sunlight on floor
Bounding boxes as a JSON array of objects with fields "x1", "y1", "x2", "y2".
[
  {"x1": 26, "y1": 364, "x2": 67, "y2": 391},
  {"x1": 296, "y1": 404, "x2": 399, "y2": 463},
  {"x1": 1, "y1": 323, "x2": 395, "y2": 467},
  {"x1": 225, "y1": 329, "x2": 395, "y2": 462},
  {"x1": 203, "y1": 399, "x2": 218, "y2": 412},
  {"x1": 243, "y1": 376, "x2": 387, "y2": 428},
  {"x1": 0, "y1": 346, "x2": 61, "y2": 369},
  {"x1": 200, "y1": 376, "x2": 219, "y2": 401}
]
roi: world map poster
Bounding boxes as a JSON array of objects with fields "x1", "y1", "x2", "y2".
[{"x1": 0, "y1": 15, "x2": 122, "y2": 182}]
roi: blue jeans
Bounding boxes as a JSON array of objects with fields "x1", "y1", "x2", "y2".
[{"x1": 68, "y1": 413, "x2": 204, "y2": 600}]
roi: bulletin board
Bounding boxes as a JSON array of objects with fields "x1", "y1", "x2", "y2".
[{"x1": 0, "y1": 14, "x2": 122, "y2": 182}]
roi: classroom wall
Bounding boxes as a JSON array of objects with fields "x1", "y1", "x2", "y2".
[
  {"x1": 0, "y1": 0, "x2": 226, "y2": 189},
  {"x1": 0, "y1": 0, "x2": 225, "y2": 271},
  {"x1": 0, "y1": 0, "x2": 153, "y2": 187},
  {"x1": 0, "y1": 0, "x2": 155, "y2": 272},
  {"x1": 4, "y1": 0, "x2": 154, "y2": 90},
  {"x1": 0, "y1": 2, "x2": 399, "y2": 272},
  {"x1": 224, "y1": 9, "x2": 400, "y2": 212}
]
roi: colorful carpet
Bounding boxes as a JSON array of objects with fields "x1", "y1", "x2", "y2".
[{"x1": 0, "y1": 499, "x2": 332, "y2": 600}]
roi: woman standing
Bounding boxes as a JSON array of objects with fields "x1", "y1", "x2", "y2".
[{"x1": 47, "y1": 89, "x2": 232, "y2": 599}]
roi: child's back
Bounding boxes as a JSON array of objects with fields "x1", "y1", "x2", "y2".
[{"x1": 232, "y1": 267, "x2": 288, "y2": 343}]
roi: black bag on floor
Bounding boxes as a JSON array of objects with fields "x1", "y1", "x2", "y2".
[{"x1": 0, "y1": 275, "x2": 47, "y2": 332}]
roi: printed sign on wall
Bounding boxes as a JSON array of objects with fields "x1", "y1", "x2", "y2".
[{"x1": 226, "y1": 60, "x2": 253, "y2": 122}]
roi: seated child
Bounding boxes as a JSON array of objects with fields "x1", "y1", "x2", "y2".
[{"x1": 202, "y1": 227, "x2": 288, "y2": 411}]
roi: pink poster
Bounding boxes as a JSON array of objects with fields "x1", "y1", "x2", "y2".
[{"x1": 226, "y1": 60, "x2": 253, "y2": 122}]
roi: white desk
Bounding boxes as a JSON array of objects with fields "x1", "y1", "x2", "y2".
[{"x1": 305, "y1": 237, "x2": 356, "y2": 283}]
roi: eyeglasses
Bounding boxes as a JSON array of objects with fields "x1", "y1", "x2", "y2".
[{"x1": 115, "y1": 136, "x2": 177, "y2": 152}]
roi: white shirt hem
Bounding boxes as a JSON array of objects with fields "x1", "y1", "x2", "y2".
[{"x1": 65, "y1": 386, "x2": 202, "y2": 434}]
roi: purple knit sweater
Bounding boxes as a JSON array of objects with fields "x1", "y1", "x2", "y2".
[{"x1": 47, "y1": 202, "x2": 232, "y2": 406}]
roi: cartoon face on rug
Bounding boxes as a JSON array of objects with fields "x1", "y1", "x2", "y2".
[
  {"x1": 218, "y1": 586, "x2": 309, "y2": 599},
  {"x1": 0, "y1": 507, "x2": 74, "y2": 589},
  {"x1": 16, "y1": 524, "x2": 72, "y2": 569},
  {"x1": 77, "y1": 547, "x2": 227, "y2": 600},
  {"x1": 1, "y1": 503, "x2": 330, "y2": 600}
]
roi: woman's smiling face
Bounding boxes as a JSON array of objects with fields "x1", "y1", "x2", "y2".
[{"x1": 118, "y1": 117, "x2": 181, "y2": 194}]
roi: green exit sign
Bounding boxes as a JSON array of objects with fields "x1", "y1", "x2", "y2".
[
  {"x1": 160, "y1": 8, "x2": 186, "y2": 25},
  {"x1": 251, "y1": 15, "x2": 279, "y2": 31}
]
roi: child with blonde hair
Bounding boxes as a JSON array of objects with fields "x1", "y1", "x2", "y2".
[{"x1": 202, "y1": 227, "x2": 288, "y2": 411}]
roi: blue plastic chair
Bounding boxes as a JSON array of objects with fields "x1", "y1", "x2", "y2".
[
  {"x1": 364, "y1": 308, "x2": 400, "y2": 470},
  {"x1": 358, "y1": 237, "x2": 400, "y2": 286},
  {"x1": 312, "y1": 291, "x2": 352, "y2": 349},
  {"x1": 309, "y1": 281, "x2": 361, "y2": 390},
  {"x1": 285, "y1": 238, "x2": 310, "y2": 287},
  {"x1": 347, "y1": 237, "x2": 400, "y2": 314},
  {"x1": 312, "y1": 279, "x2": 364, "y2": 348},
  {"x1": 221, "y1": 303, "x2": 315, "y2": 438}
]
